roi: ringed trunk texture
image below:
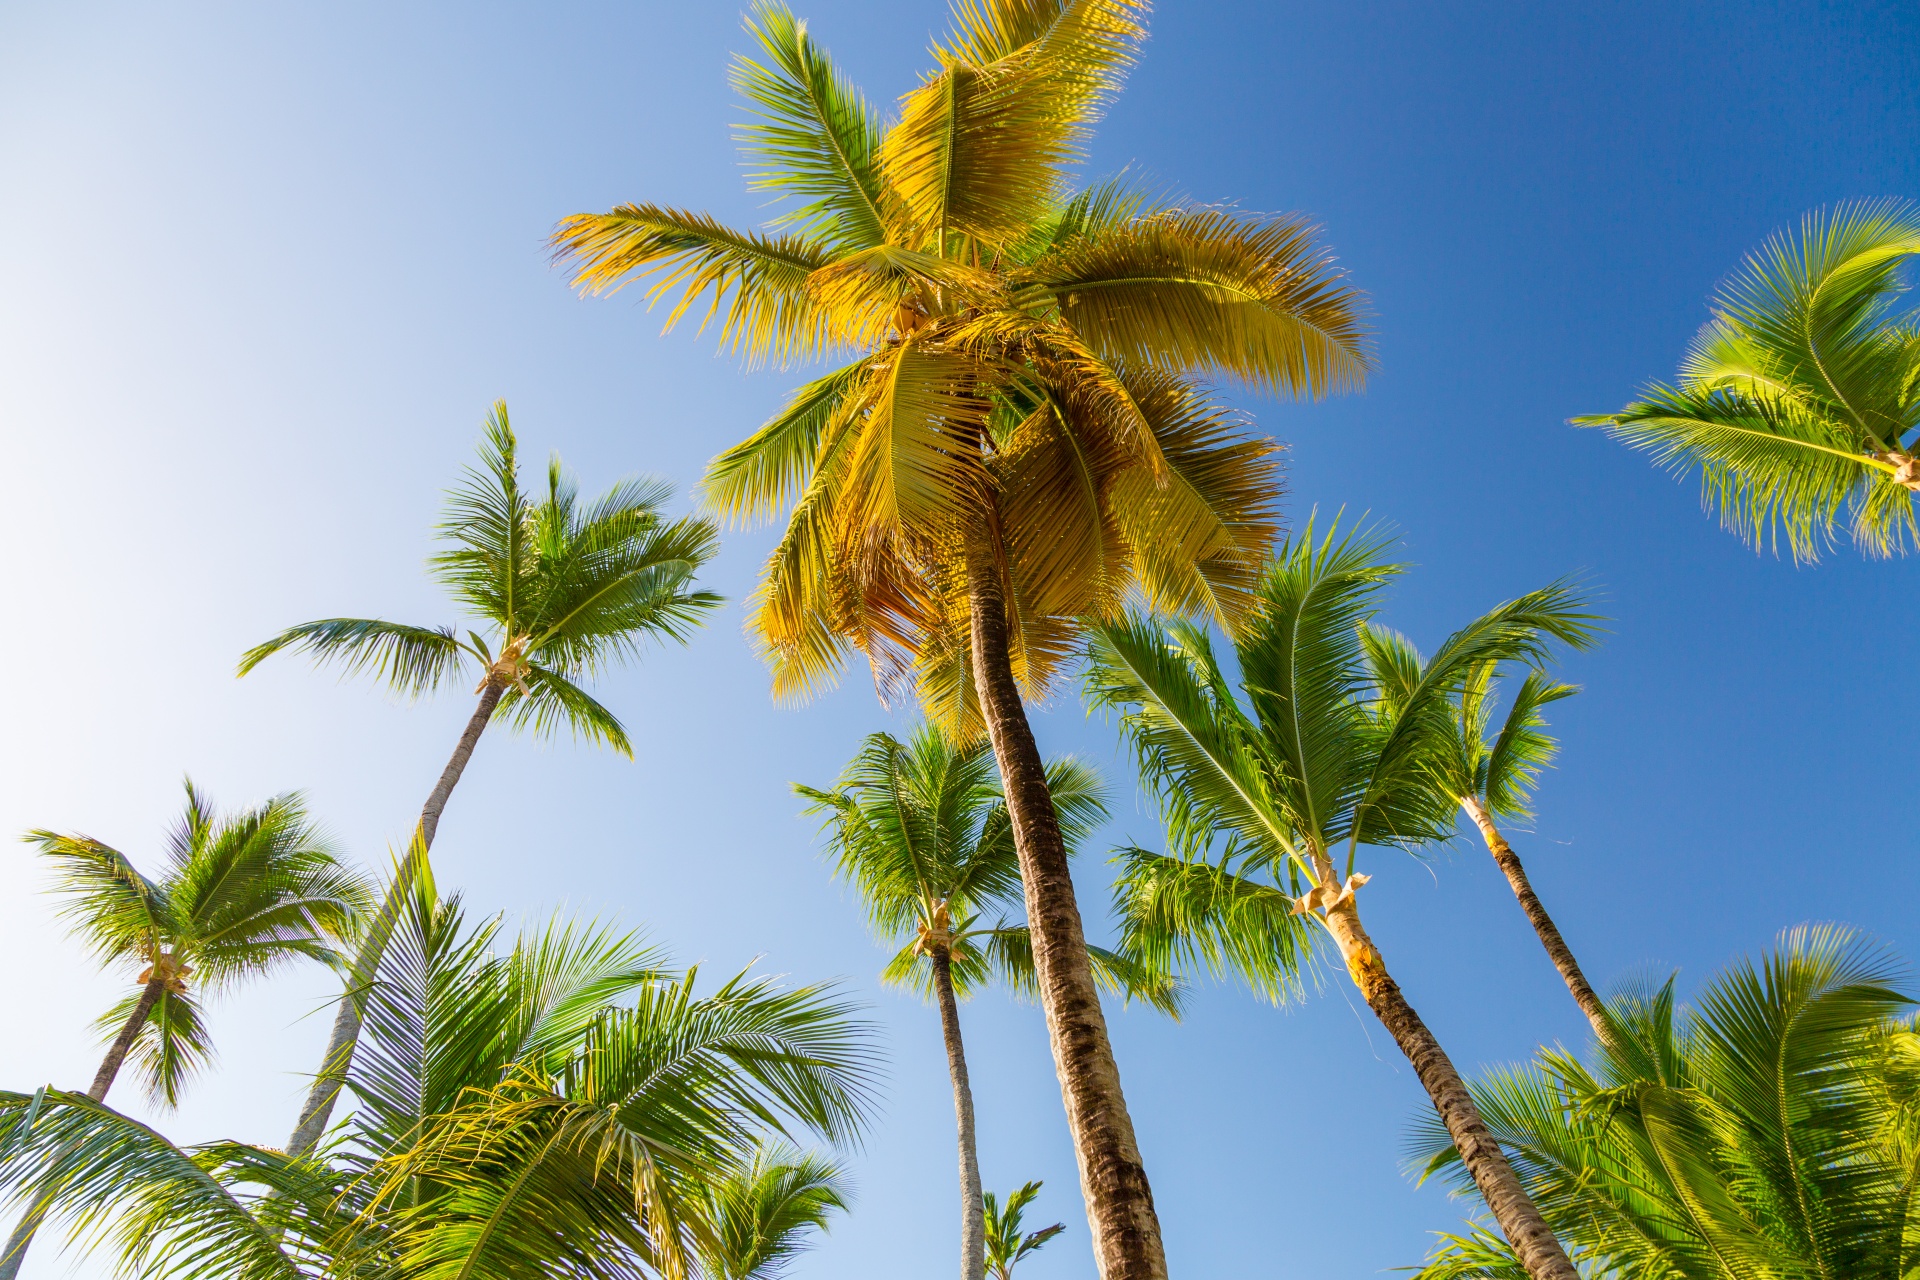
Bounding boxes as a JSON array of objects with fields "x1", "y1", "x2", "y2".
[
  {"x1": 929, "y1": 948, "x2": 987, "y2": 1280},
  {"x1": 1318, "y1": 895, "x2": 1578, "y2": 1280},
  {"x1": 965, "y1": 550, "x2": 1166, "y2": 1280},
  {"x1": 286, "y1": 678, "x2": 505, "y2": 1156},
  {"x1": 0, "y1": 977, "x2": 168, "y2": 1280},
  {"x1": 1459, "y1": 798, "x2": 1608, "y2": 1040}
]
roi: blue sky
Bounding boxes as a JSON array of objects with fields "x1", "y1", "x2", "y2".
[{"x1": 1, "y1": 1, "x2": 1916, "y2": 1277}]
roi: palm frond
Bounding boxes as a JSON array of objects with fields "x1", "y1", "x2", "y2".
[
  {"x1": 733, "y1": 3, "x2": 892, "y2": 250},
  {"x1": 235, "y1": 618, "x2": 469, "y2": 695},
  {"x1": 550, "y1": 204, "x2": 836, "y2": 365},
  {"x1": 1107, "y1": 848, "x2": 1311, "y2": 1005},
  {"x1": 26, "y1": 831, "x2": 165, "y2": 970},
  {"x1": 1032, "y1": 207, "x2": 1371, "y2": 394}
]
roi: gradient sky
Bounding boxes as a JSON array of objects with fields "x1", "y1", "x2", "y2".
[{"x1": 3, "y1": 2, "x2": 1917, "y2": 1277}]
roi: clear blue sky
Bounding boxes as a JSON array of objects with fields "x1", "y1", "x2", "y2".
[{"x1": 2, "y1": 2, "x2": 1916, "y2": 1277}]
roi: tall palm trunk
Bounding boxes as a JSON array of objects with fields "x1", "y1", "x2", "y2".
[
  {"x1": 1458, "y1": 798, "x2": 1607, "y2": 1039},
  {"x1": 929, "y1": 947, "x2": 986, "y2": 1280},
  {"x1": 1310, "y1": 859, "x2": 1577, "y2": 1280},
  {"x1": 965, "y1": 547, "x2": 1165, "y2": 1280},
  {"x1": 0, "y1": 978, "x2": 169, "y2": 1279},
  {"x1": 286, "y1": 677, "x2": 505, "y2": 1156}
]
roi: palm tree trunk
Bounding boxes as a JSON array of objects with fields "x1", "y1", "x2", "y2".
[
  {"x1": 0, "y1": 977, "x2": 168, "y2": 1280},
  {"x1": 929, "y1": 948, "x2": 987, "y2": 1280},
  {"x1": 1318, "y1": 894, "x2": 1578, "y2": 1280},
  {"x1": 285, "y1": 677, "x2": 505, "y2": 1156},
  {"x1": 1459, "y1": 798, "x2": 1608, "y2": 1039},
  {"x1": 964, "y1": 548, "x2": 1166, "y2": 1280}
]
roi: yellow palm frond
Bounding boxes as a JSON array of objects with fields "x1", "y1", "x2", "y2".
[
  {"x1": 549, "y1": 205, "x2": 836, "y2": 365},
  {"x1": 880, "y1": 0, "x2": 1146, "y2": 248},
  {"x1": 842, "y1": 337, "x2": 994, "y2": 532},
  {"x1": 1030, "y1": 207, "x2": 1372, "y2": 394},
  {"x1": 703, "y1": 360, "x2": 867, "y2": 524}
]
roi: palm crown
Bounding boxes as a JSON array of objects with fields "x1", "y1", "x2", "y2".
[
  {"x1": 797, "y1": 725, "x2": 1176, "y2": 1011},
  {"x1": 1578, "y1": 200, "x2": 1920, "y2": 560},
  {"x1": 984, "y1": 1182, "x2": 1065, "y2": 1280},
  {"x1": 30, "y1": 782, "x2": 366, "y2": 1105},
  {"x1": 694, "y1": 1144, "x2": 850, "y2": 1280},
  {"x1": 553, "y1": 0, "x2": 1369, "y2": 732},
  {"x1": 239, "y1": 403, "x2": 721, "y2": 755},
  {"x1": 1430, "y1": 663, "x2": 1578, "y2": 823},
  {"x1": 1411, "y1": 925, "x2": 1920, "y2": 1280}
]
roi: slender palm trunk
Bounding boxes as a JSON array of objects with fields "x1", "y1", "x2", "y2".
[
  {"x1": 0, "y1": 978, "x2": 168, "y2": 1280},
  {"x1": 285, "y1": 677, "x2": 505, "y2": 1156},
  {"x1": 929, "y1": 948, "x2": 987, "y2": 1280},
  {"x1": 1459, "y1": 798, "x2": 1608, "y2": 1039},
  {"x1": 1313, "y1": 869, "x2": 1577, "y2": 1280},
  {"x1": 965, "y1": 548, "x2": 1165, "y2": 1280}
]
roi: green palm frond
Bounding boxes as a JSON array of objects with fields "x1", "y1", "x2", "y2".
[
  {"x1": 1108, "y1": 848, "x2": 1310, "y2": 1006},
  {"x1": 496, "y1": 664, "x2": 634, "y2": 755},
  {"x1": 1480, "y1": 672, "x2": 1578, "y2": 819},
  {"x1": 733, "y1": 3, "x2": 891, "y2": 251},
  {"x1": 1580, "y1": 199, "x2": 1920, "y2": 560},
  {"x1": 234, "y1": 618, "x2": 470, "y2": 693},
  {"x1": 983, "y1": 1179, "x2": 1065, "y2": 1280},
  {"x1": 0, "y1": 1091, "x2": 303, "y2": 1280},
  {"x1": 1407, "y1": 924, "x2": 1919, "y2": 1280},
  {"x1": 27, "y1": 832, "x2": 166, "y2": 970},
  {"x1": 978, "y1": 923, "x2": 1185, "y2": 1016},
  {"x1": 695, "y1": 1143, "x2": 850, "y2": 1280},
  {"x1": 96, "y1": 987, "x2": 209, "y2": 1108}
]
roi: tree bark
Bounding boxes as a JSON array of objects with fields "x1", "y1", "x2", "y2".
[
  {"x1": 285, "y1": 678, "x2": 505, "y2": 1156},
  {"x1": 965, "y1": 549, "x2": 1166, "y2": 1280},
  {"x1": 1459, "y1": 798, "x2": 1608, "y2": 1040},
  {"x1": 0, "y1": 978, "x2": 168, "y2": 1279},
  {"x1": 1317, "y1": 891, "x2": 1578, "y2": 1280},
  {"x1": 929, "y1": 948, "x2": 987, "y2": 1280}
]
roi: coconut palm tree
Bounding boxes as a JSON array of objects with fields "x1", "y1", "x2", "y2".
[
  {"x1": 241, "y1": 401, "x2": 721, "y2": 1156},
  {"x1": 1576, "y1": 201, "x2": 1920, "y2": 561},
  {"x1": 0, "y1": 856, "x2": 877, "y2": 1280},
  {"x1": 0, "y1": 783, "x2": 366, "y2": 1280},
  {"x1": 985, "y1": 1182, "x2": 1064, "y2": 1280},
  {"x1": 1409, "y1": 924, "x2": 1920, "y2": 1279},
  {"x1": 797, "y1": 726, "x2": 1174, "y2": 1280},
  {"x1": 1424, "y1": 664, "x2": 1608, "y2": 1038},
  {"x1": 693, "y1": 1144, "x2": 850, "y2": 1280},
  {"x1": 1085, "y1": 522, "x2": 1595, "y2": 1280},
  {"x1": 552, "y1": 7, "x2": 1368, "y2": 1271}
]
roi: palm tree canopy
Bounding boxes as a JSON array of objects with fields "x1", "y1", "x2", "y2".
[
  {"x1": 26, "y1": 781, "x2": 368, "y2": 1105},
  {"x1": 693, "y1": 1144, "x2": 850, "y2": 1280},
  {"x1": 1409, "y1": 924, "x2": 1920, "y2": 1280},
  {"x1": 984, "y1": 1181, "x2": 1065, "y2": 1280},
  {"x1": 797, "y1": 724, "x2": 1180, "y2": 1013},
  {"x1": 1419, "y1": 660, "x2": 1581, "y2": 823},
  {"x1": 1084, "y1": 520, "x2": 1596, "y2": 1000},
  {"x1": 238, "y1": 403, "x2": 722, "y2": 755},
  {"x1": 0, "y1": 856, "x2": 880, "y2": 1280},
  {"x1": 1577, "y1": 200, "x2": 1920, "y2": 560},
  {"x1": 552, "y1": 0, "x2": 1371, "y2": 734}
]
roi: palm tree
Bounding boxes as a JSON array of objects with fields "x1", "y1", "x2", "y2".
[
  {"x1": 1576, "y1": 201, "x2": 1920, "y2": 560},
  {"x1": 1409, "y1": 924, "x2": 1920, "y2": 1279},
  {"x1": 241, "y1": 402, "x2": 721, "y2": 1156},
  {"x1": 693, "y1": 1144, "x2": 850, "y2": 1280},
  {"x1": 552, "y1": 7, "x2": 1369, "y2": 1272},
  {"x1": 0, "y1": 856, "x2": 877, "y2": 1280},
  {"x1": 1085, "y1": 522, "x2": 1595, "y2": 1280},
  {"x1": 0, "y1": 782, "x2": 366, "y2": 1280},
  {"x1": 985, "y1": 1182, "x2": 1065, "y2": 1280},
  {"x1": 797, "y1": 726, "x2": 1174, "y2": 1280},
  {"x1": 1426, "y1": 664, "x2": 1608, "y2": 1038}
]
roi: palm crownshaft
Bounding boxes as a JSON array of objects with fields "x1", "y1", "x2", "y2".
[
  {"x1": 240, "y1": 402, "x2": 720, "y2": 1155},
  {"x1": 799, "y1": 727, "x2": 1148, "y2": 1280},
  {"x1": 0, "y1": 784, "x2": 361, "y2": 1280},
  {"x1": 1089, "y1": 523, "x2": 1595, "y2": 1280},
  {"x1": 557, "y1": 6, "x2": 1366, "y2": 1271},
  {"x1": 1578, "y1": 201, "x2": 1920, "y2": 560}
]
